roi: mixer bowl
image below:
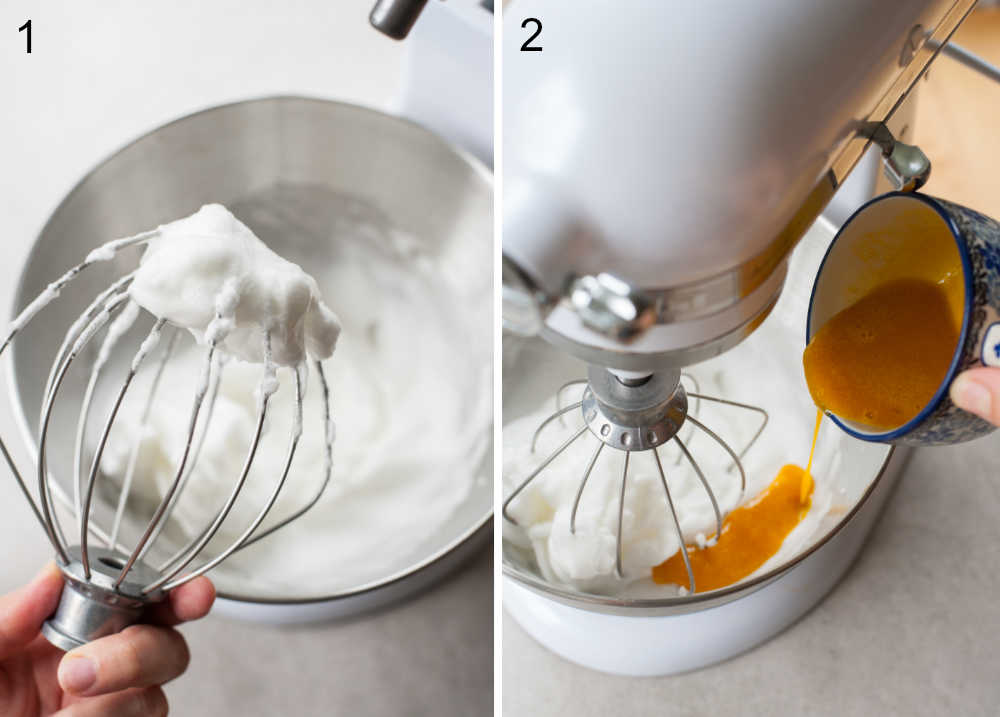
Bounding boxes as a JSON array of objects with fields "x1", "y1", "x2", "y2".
[
  {"x1": 9, "y1": 97, "x2": 492, "y2": 622},
  {"x1": 502, "y1": 216, "x2": 909, "y2": 675}
]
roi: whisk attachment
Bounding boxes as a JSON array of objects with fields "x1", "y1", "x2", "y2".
[
  {"x1": 503, "y1": 367, "x2": 768, "y2": 593},
  {"x1": 1, "y1": 229, "x2": 335, "y2": 649}
]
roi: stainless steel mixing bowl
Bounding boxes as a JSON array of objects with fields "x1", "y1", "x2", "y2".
[{"x1": 10, "y1": 96, "x2": 492, "y2": 622}]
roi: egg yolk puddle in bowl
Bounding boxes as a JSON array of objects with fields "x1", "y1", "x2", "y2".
[
  {"x1": 652, "y1": 411, "x2": 822, "y2": 593},
  {"x1": 651, "y1": 464, "x2": 813, "y2": 592}
]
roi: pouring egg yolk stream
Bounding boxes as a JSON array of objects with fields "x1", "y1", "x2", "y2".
[{"x1": 800, "y1": 408, "x2": 822, "y2": 504}]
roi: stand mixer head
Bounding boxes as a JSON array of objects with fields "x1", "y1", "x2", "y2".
[
  {"x1": 502, "y1": 0, "x2": 975, "y2": 590},
  {"x1": 502, "y1": 0, "x2": 973, "y2": 371}
]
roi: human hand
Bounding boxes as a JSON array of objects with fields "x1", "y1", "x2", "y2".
[
  {"x1": 950, "y1": 367, "x2": 1000, "y2": 427},
  {"x1": 0, "y1": 563, "x2": 215, "y2": 716}
]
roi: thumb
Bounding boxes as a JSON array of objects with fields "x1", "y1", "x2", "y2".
[
  {"x1": 950, "y1": 367, "x2": 1000, "y2": 427},
  {"x1": 0, "y1": 563, "x2": 64, "y2": 660}
]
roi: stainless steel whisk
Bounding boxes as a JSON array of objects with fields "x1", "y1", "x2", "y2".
[
  {"x1": 0, "y1": 231, "x2": 334, "y2": 651},
  {"x1": 502, "y1": 366, "x2": 767, "y2": 594}
]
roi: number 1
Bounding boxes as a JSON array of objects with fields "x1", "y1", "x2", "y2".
[{"x1": 19, "y1": 19, "x2": 31, "y2": 54}]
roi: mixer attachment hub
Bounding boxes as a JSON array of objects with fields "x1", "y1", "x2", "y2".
[
  {"x1": 582, "y1": 367, "x2": 687, "y2": 451},
  {"x1": 42, "y1": 545, "x2": 165, "y2": 652}
]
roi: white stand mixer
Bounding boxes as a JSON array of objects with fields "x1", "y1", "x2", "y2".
[{"x1": 501, "y1": 0, "x2": 998, "y2": 675}]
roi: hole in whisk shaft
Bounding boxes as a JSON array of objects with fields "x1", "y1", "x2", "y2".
[{"x1": 98, "y1": 556, "x2": 125, "y2": 570}]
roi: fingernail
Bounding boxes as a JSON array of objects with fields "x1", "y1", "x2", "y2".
[
  {"x1": 59, "y1": 655, "x2": 97, "y2": 693},
  {"x1": 951, "y1": 374, "x2": 992, "y2": 419},
  {"x1": 37, "y1": 562, "x2": 61, "y2": 582}
]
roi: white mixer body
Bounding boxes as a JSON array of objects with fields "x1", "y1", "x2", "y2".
[{"x1": 503, "y1": 0, "x2": 973, "y2": 370}]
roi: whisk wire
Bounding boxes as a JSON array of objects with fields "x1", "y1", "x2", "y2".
[
  {"x1": 687, "y1": 392, "x2": 768, "y2": 470},
  {"x1": 151, "y1": 356, "x2": 281, "y2": 585},
  {"x1": 555, "y1": 379, "x2": 587, "y2": 425},
  {"x1": 652, "y1": 448, "x2": 695, "y2": 594},
  {"x1": 673, "y1": 373, "x2": 701, "y2": 466},
  {"x1": 72, "y1": 298, "x2": 138, "y2": 532},
  {"x1": 684, "y1": 414, "x2": 747, "y2": 496},
  {"x1": 0, "y1": 439, "x2": 47, "y2": 536},
  {"x1": 39, "y1": 276, "x2": 136, "y2": 433},
  {"x1": 74, "y1": 299, "x2": 140, "y2": 537},
  {"x1": 156, "y1": 360, "x2": 306, "y2": 593},
  {"x1": 673, "y1": 435, "x2": 723, "y2": 540},
  {"x1": 569, "y1": 440, "x2": 604, "y2": 534},
  {"x1": 136, "y1": 350, "x2": 225, "y2": 565},
  {"x1": 39, "y1": 275, "x2": 137, "y2": 553},
  {"x1": 531, "y1": 401, "x2": 583, "y2": 453},
  {"x1": 615, "y1": 451, "x2": 630, "y2": 579},
  {"x1": 235, "y1": 359, "x2": 331, "y2": 552},
  {"x1": 0, "y1": 232, "x2": 151, "y2": 550},
  {"x1": 108, "y1": 329, "x2": 179, "y2": 549},
  {"x1": 113, "y1": 342, "x2": 217, "y2": 589},
  {"x1": 80, "y1": 318, "x2": 166, "y2": 578},
  {"x1": 38, "y1": 291, "x2": 134, "y2": 564},
  {"x1": 503, "y1": 425, "x2": 588, "y2": 525},
  {"x1": 4, "y1": 230, "x2": 152, "y2": 351}
]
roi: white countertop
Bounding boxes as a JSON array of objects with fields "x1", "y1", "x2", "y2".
[{"x1": 0, "y1": 2, "x2": 490, "y2": 715}]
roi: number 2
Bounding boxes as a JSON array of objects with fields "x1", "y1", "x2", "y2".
[
  {"x1": 19, "y1": 19, "x2": 31, "y2": 54},
  {"x1": 521, "y1": 18, "x2": 542, "y2": 52}
]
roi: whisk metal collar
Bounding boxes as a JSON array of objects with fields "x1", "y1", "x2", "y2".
[
  {"x1": 42, "y1": 545, "x2": 165, "y2": 652},
  {"x1": 582, "y1": 367, "x2": 687, "y2": 451}
]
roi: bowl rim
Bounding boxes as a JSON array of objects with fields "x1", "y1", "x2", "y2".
[
  {"x1": 804, "y1": 191, "x2": 974, "y2": 443},
  {"x1": 7, "y1": 94, "x2": 495, "y2": 606}
]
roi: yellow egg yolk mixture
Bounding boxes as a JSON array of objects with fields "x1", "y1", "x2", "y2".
[
  {"x1": 652, "y1": 464, "x2": 813, "y2": 592},
  {"x1": 802, "y1": 277, "x2": 961, "y2": 430}
]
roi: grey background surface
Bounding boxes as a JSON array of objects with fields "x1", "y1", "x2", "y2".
[{"x1": 176, "y1": 549, "x2": 492, "y2": 716}]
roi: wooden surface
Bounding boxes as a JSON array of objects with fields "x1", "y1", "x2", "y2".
[{"x1": 916, "y1": 7, "x2": 1000, "y2": 216}]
